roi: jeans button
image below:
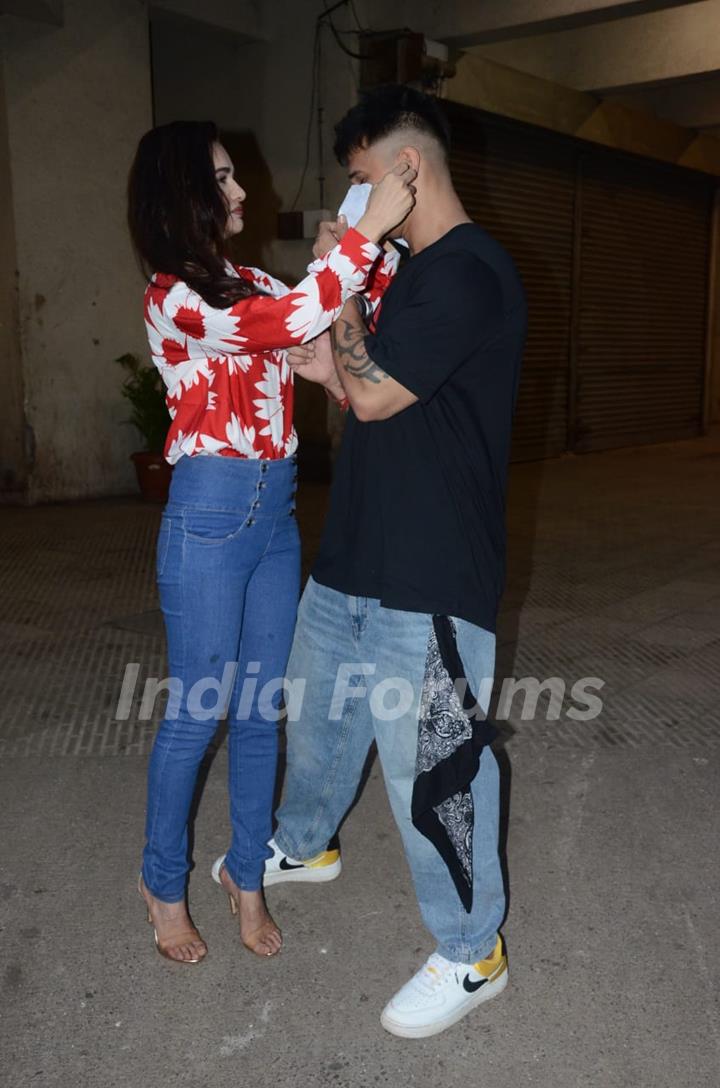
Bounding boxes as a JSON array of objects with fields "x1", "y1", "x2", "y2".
[{"x1": 247, "y1": 517, "x2": 255, "y2": 526}]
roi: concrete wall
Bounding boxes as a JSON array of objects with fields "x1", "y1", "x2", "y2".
[
  {"x1": 151, "y1": 0, "x2": 362, "y2": 281},
  {"x1": 0, "y1": 56, "x2": 26, "y2": 495},
  {"x1": 252, "y1": 1, "x2": 363, "y2": 281},
  {"x1": 708, "y1": 195, "x2": 720, "y2": 426},
  {"x1": 0, "y1": 0, "x2": 361, "y2": 502},
  {"x1": 1, "y1": 0, "x2": 153, "y2": 502},
  {"x1": 249, "y1": 0, "x2": 365, "y2": 452},
  {"x1": 149, "y1": 15, "x2": 276, "y2": 272},
  {"x1": 150, "y1": 11, "x2": 265, "y2": 132},
  {"x1": 1, "y1": 0, "x2": 717, "y2": 504}
]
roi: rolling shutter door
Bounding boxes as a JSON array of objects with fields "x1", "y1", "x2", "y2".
[
  {"x1": 574, "y1": 155, "x2": 712, "y2": 451},
  {"x1": 445, "y1": 106, "x2": 576, "y2": 460}
]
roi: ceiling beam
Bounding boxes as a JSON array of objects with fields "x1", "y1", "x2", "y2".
[
  {"x1": 424, "y1": 0, "x2": 700, "y2": 47},
  {"x1": 150, "y1": 0, "x2": 268, "y2": 40},
  {"x1": 603, "y1": 71, "x2": 720, "y2": 131},
  {"x1": 470, "y1": 0, "x2": 720, "y2": 91},
  {"x1": 443, "y1": 50, "x2": 720, "y2": 176},
  {"x1": 0, "y1": 0, "x2": 62, "y2": 24}
]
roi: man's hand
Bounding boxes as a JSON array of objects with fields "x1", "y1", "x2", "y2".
[
  {"x1": 356, "y1": 164, "x2": 417, "y2": 244},
  {"x1": 312, "y1": 215, "x2": 348, "y2": 260}
]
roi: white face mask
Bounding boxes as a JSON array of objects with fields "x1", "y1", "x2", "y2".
[
  {"x1": 337, "y1": 182, "x2": 409, "y2": 250},
  {"x1": 337, "y1": 182, "x2": 372, "y2": 228}
]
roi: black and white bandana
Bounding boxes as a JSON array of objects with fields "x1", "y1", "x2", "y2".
[{"x1": 411, "y1": 616, "x2": 497, "y2": 912}]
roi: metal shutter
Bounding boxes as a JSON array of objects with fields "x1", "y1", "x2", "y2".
[
  {"x1": 446, "y1": 106, "x2": 576, "y2": 460},
  {"x1": 574, "y1": 155, "x2": 712, "y2": 451}
]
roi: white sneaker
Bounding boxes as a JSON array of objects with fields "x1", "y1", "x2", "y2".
[
  {"x1": 380, "y1": 936, "x2": 508, "y2": 1038},
  {"x1": 211, "y1": 837, "x2": 342, "y2": 888}
]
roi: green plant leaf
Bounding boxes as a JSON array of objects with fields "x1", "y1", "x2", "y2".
[{"x1": 115, "y1": 353, "x2": 170, "y2": 453}]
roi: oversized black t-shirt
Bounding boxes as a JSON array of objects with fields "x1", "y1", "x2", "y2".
[{"x1": 311, "y1": 222, "x2": 527, "y2": 633}]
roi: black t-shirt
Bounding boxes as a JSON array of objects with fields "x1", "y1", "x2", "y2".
[{"x1": 312, "y1": 223, "x2": 527, "y2": 633}]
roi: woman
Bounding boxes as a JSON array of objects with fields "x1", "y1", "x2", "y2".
[{"x1": 127, "y1": 121, "x2": 413, "y2": 963}]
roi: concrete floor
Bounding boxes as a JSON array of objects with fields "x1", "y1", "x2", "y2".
[{"x1": 1, "y1": 434, "x2": 719, "y2": 1088}]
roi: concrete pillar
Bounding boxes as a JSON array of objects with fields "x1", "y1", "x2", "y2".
[
  {"x1": 707, "y1": 194, "x2": 720, "y2": 425},
  {"x1": 1, "y1": 0, "x2": 153, "y2": 502},
  {"x1": 0, "y1": 57, "x2": 26, "y2": 497}
]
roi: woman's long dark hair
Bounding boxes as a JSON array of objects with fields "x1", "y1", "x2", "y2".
[{"x1": 127, "y1": 120, "x2": 255, "y2": 309}]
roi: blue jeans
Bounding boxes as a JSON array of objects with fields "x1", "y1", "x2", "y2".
[
  {"x1": 142, "y1": 454, "x2": 300, "y2": 902},
  {"x1": 275, "y1": 577, "x2": 505, "y2": 963}
]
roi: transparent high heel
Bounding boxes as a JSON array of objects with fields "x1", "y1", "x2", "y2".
[{"x1": 137, "y1": 875, "x2": 207, "y2": 965}]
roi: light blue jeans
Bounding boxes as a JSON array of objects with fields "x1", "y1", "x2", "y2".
[
  {"x1": 142, "y1": 454, "x2": 300, "y2": 902},
  {"x1": 275, "y1": 577, "x2": 506, "y2": 963}
]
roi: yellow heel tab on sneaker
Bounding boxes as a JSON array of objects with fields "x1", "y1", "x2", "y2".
[
  {"x1": 305, "y1": 848, "x2": 340, "y2": 869},
  {"x1": 473, "y1": 936, "x2": 506, "y2": 977}
]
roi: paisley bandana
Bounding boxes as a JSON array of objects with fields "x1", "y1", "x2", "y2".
[{"x1": 411, "y1": 616, "x2": 497, "y2": 912}]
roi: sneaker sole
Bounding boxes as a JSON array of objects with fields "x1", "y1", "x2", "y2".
[
  {"x1": 211, "y1": 854, "x2": 342, "y2": 888},
  {"x1": 264, "y1": 859, "x2": 342, "y2": 886},
  {"x1": 380, "y1": 969, "x2": 508, "y2": 1039}
]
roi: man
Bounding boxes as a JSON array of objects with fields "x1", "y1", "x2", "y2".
[{"x1": 217, "y1": 84, "x2": 526, "y2": 1038}]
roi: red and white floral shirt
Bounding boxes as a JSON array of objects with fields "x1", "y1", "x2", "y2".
[{"x1": 143, "y1": 228, "x2": 400, "y2": 463}]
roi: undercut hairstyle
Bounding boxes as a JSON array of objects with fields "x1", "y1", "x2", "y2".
[
  {"x1": 127, "y1": 120, "x2": 257, "y2": 309},
  {"x1": 333, "y1": 84, "x2": 451, "y2": 166}
]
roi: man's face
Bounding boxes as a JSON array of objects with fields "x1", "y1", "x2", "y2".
[{"x1": 346, "y1": 141, "x2": 413, "y2": 239}]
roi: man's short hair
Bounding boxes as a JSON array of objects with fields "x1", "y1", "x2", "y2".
[{"x1": 333, "y1": 84, "x2": 451, "y2": 165}]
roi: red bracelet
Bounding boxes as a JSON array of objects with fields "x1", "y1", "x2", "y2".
[{"x1": 325, "y1": 387, "x2": 349, "y2": 412}]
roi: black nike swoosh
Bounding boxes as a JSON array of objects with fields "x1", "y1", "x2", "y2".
[
  {"x1": 463, "y1": 974, "x2": 489, "y2": 994},
  {"x1": 279, "y1": 857, "x2": 305, "y2": 871}
]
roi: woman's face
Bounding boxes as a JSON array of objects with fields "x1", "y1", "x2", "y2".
[{"x1": 213, "y1": 143, "x2": 246, "y2": 238}]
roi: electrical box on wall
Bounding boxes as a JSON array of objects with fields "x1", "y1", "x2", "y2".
[
  {"x1": 277, "y1": 208, "x2": 332, "y2": 241},
  {"x1": 358, "y1": 30, "x2": 456, "y2": 89}
]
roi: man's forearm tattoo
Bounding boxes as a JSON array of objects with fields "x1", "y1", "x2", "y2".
[{"x1": 332, "y1": 316, "x2": 389, "y2": 385}]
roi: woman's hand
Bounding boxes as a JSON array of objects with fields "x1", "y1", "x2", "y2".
[
  {"x1": 357, "y1": 163, "x2": 417, "y2": 244},
  {"x1": 287, "y1": 332, "x2": 341, "y2": 394},
  {"x1": 313, "y1": 215, "x2": 348, "y2": 260},
  {"x1": 287, "y1": 334, "x2": 328, "y2": 382},
  {"x1": 287, "y1": 342, "x2": 316, "y2": 369}
]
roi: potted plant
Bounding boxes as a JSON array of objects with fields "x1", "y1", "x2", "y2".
[{"x1": 116, "y1": 353, "x2": 172, "y2": 503}]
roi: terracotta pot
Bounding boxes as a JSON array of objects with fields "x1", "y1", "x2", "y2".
[{"x1": 131, "y1": 451, "x2": 172, "y2": 503}]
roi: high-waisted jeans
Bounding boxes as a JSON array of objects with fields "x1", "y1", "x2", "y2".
[{"x1": 141, "y1": 453, "x2": 300, "y2": 902}]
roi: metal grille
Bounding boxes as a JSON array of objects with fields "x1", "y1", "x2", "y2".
[
  {"x1": 443, "y1": 103, "x2": 715, "y2": 458},
  {"x1": 575, "y1": 155, "x2": 712, "y2": 451},
  {"x1": 448, "y1": 108, "x2": 575, "y2": 461}
]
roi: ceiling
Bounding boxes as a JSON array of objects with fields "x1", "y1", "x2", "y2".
[{"x1": 454, "y1": 0, "x2": 720, "y2": 134}]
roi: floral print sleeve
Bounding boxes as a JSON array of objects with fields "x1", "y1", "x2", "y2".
[{"x1": 143, "y1": 228, "x2": 382, "y2": 464}]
